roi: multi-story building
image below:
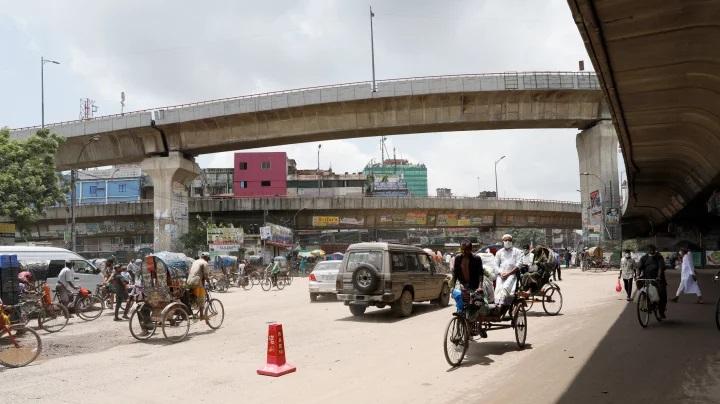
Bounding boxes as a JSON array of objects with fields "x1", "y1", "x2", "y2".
[
  {"x1": 233, "y1": 152, "x2": 288, "y2": 197},
  {"x1": 287, "y1": 169, "x2": 366, "y2": 197},
  {"x1": 437, "y1": 188, "x2": 453, "y2": 198},
  {"x1": 190, "y1": 168, "x2": 234, "y2": 198},
  {"x1": 363, "y1": 159, "x2": 428, "y2": 197},
  {"x1": 72, "y1": 166, "x2": 143, "y2": 205}
]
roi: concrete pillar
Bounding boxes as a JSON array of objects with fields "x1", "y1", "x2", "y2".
[
  {"x1": 141, "y1": 152, "x2": 201, "y2": 252},
  {"x1": 576, "y1": 120, "x2": 620, "y2": 249}
]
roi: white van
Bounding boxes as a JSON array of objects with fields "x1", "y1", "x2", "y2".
[{"x1": 0, "y1": 246, "x2": 102, "y2": 291}]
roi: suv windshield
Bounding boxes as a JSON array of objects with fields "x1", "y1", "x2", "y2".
[{"x1": 346, "y1": 251, "x2": 383, "y2": 272}]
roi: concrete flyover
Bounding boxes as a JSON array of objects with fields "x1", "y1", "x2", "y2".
[
  {"x1": 11, "y1": 72, "x2": 605, "y2": 170},
  {"x1": 569, "y1": 0, "x2": 720, "y2": 237},
  {"x1": 32, "y1": 196, "x2": 581, "y2": 230}
]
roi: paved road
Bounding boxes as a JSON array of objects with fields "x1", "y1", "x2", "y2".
[{"x1": 3, "y1": 268, "x2": 718, "y2": 404}]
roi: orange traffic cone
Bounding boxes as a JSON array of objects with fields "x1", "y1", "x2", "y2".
[{"x1": 257, "y1": 323, "x2": 296, "y2": 377}]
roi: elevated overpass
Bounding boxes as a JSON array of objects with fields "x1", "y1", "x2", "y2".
[
  {"x1": 569, "y1": 0, "x2": 720, "y2": 237},
  {"x1": 31, "y1": 197, "x2": 581, "y2": 232},
  {"x1": 11, "y1": 72, "x2": 603, "y2": 250}
]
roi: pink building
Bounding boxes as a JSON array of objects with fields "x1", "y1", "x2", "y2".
[{"x1": 233, "y1": 152, "x2": 288, "y2": 197}]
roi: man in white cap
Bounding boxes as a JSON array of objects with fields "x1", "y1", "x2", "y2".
[{"x1": 494, "y1": 234, "x2": 523, "y2": 305}]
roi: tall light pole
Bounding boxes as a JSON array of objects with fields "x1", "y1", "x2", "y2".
[
  {"x1": 494, "y1": 155, "x2": 506, "y2": 199},
  {"x1": 70, "y1": 135, "x2": 100, "y2": 251},
  {"x1": 369, "y1": 6, "x2": 377, "y2": 92},
  {"x1": 41, "y1": 57, "x2": 60, "y2": 129},
  {"x1": 317, "y1": 144, "x2": 322, "y2": 196}
]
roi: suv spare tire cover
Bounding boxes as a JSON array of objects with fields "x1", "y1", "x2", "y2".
[{"x1": 352, "y1": 264, "x2": 380, "y2": 294}]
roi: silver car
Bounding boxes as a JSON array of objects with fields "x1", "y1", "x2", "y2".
[{"x1": 308, "y1": 260, "x2": 342, "y2": 302}]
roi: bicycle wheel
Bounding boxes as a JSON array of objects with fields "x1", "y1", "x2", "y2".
[
  {"x1": 716, "y1": 298, "x2": 720, "y2": 331},
  {"x1": 240, "y1": 276, "x2": 253, "y2": 291},
  {"x1": 542, "y1": 285, "x2": 563, "y2": 316},
  {"x1": 250, "y1": 273, "x2": 261, "y2": 285},
  {"x1": 443, "y1": 316, "x2": 469, "y2": 367},
  {"x1": 204, "y1": 299, "x2": 225, "y2": 330},
  {"x1": 0, "y1": 325, "x2": 42, "y2": 368},
  {"x1": 260, "y1": 276, "x2": 272, "y2": 291},
  {"x1": 276, "y1": 277, "x2": 286, "y2": 290},
  {"x1": 39, "y1": 303, "x2": 70, "y2": 333},
  {"x1": 285, "y1": 274, "x2": 293, "y2": 286},
  {"x1": 637, "y1": 292, "x2": 650, "y2": 328},
  {"x1": 129, "y1": 304, "x2": 156, "y2": 341},
  {"x1": 513, "y1": 304, "x2": 528, "y2": 348},
  {"x1": 76, "y1": 295, "x2": 104, "y2": 321},
  {"x1": 161, "y1": 303, "x2": 190, "y2": 343}
]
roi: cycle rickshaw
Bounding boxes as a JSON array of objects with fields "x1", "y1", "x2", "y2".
[
  {"x1": 128, "y1": 252, "x2": 225, "y2": 343},
  {"x1": 582, "y1": 246, "x2": 610, "y2": 271},
  {"x1": 443, "y1": 275, "x2": 528, "y2": 367},
  {"x1": 520, "y1": 246, "x2": 563, "y2": 316}
]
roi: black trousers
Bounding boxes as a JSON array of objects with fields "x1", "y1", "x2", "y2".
[
  {"x1": 658, "y1": 281, "x2": 667, "y2": 315},
  {"x1": 622, "y1": 278, "x2": 633, "y2": 299},
  {"x1": 553, "y1": 265, "x2": 562, "y2": 281}
]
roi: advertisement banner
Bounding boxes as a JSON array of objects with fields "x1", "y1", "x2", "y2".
[
  {"x1": 436, "y1": 213, "x2": 458, "y2": 226},
  {"x1": 312, "y1": 216, "x2": 340, "y2": 227},
  {"x1": 0, "y1": 223, "x2": 15, "y2": 246},
  {"x1": 606, "y1": 208, "x2": 620, "y2": 224},
  {"x1": 261, "y1": 223, "x2": 293, "y2": 248},
  {"x1": 207, "y1": 226, "x2": 244, "y2": 251},
  {"x1": 339, "y1": 217, "x2": 364, "y2": 226},
  {"x1": 405, "y1": 212, "x2": 427, "y2": 225},
  {"x1": 589, "y1": 190, "x2": 602, "y2": 216}
]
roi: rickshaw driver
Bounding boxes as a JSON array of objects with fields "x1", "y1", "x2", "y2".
[
  {"x1": 187, "y1": 252, "x2": 211, "y2": 319},
  {"x1": 494, "y1": 234, "x2": 523, "y2": 306},
  {"x1": 450, "y1": 239, "x2": 487, "y2": 337}
]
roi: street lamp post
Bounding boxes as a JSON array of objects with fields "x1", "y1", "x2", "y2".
[
  {"x1": 41, "y1": 57, "x2": 60, "y2": 129},
  {"x1": 70, "y1": 135, "x2": 101, "y2": 251},
  {"x1": 369, "y1": 6, "x2": 377, "y2": 92},
  {"x1": 317, "y1": 144, "x2": 322, "y2": 196},
  {"x1": 494, "y1": 155, "x2": 506, "y2": 199}
]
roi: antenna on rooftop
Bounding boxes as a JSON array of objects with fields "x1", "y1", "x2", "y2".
[
  {"x1": 120, "y1": 91, "x2": 126, "y2": 114},
  {"x1": 79, "y1": 98, "x2": 98, "y2": 120}
]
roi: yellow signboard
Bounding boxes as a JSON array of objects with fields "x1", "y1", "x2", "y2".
[
  {"x1": 0, "y1": 223, "x2": 15, "y2": 235},
  {"x1": 312, "y1": 216, "x2": 340, "y2": 227}
]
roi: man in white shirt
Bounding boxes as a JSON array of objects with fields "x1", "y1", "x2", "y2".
[
  {"x1": 56, "y1": 261, "x2": 79, "y2": 308},
  {"x1": 494, "y1": 234, "x2": 523, "y2": 305}
]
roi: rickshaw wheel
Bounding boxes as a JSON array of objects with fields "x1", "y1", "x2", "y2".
[
  {"x1": 204, "y1": 299, "x2": 225, "y2": 330},
  {"x1": 525, "y1": 295, "x2": 535, "y2": 311},
  {"x1": 513, "y1": 304, "x2": 527, "y2": 348},
  {"x1": 542, "y1": 285, "x2": 563, "y2": 316},
  {"x1": 129, "y1": 304, "x2": 156, "y2": 341},
  {"x1": 161, "y1": 303, "x2": 190, "y2": 343},
  {"x1": 443, "y1": 316, "x2": 469, "y2": 367}
]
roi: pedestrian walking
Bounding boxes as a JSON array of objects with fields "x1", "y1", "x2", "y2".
[
  {"x1": 671, "y1": 248, "x2": 703, "y2": 304},
  {"x1": 110, "y1": 264, "x2": 129, "y2": 321},
  {"x1": 619, "y1": 249, "x2": 637, "y2": 301},
  {"x1": 299, "y1": 257, "x2": 308, "y2": 276}
]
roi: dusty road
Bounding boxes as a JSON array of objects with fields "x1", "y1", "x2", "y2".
[{"x1": 4, "y1": 268, "x2": 719, "y2": 404}]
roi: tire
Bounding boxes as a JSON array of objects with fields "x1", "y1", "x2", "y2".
[
  {"x1": 309, "y1": 293, "x2": 318, "y2": 302},
  {"x1": 542, "y1": 285, "x2": 563, "y2": 316},
  {"x1": 276, "y1": 277, "x2": 286, "y2": 291},
  {"x1": 39, "y1": 303, "x2": 69, "y2": 333},
  {"x1": 352, "y1": 264, "x2": 380, "y2": 294},
  {"x1": 436, "y1": 284, "x2": 450, "y2": 307},
  {"x1": 513, "y1": 304, "x2": 528, "y2": 348},
  {"x1": 250, "y1": 273, "x2": 262, "y2": 286},
  {"x1": 260, "y1": 277, "x2": 272, "y2": 291},
  {"x1": 240, "y1": 276, "x2": 252, "y2": 291},
  {"x1": 76, "y1": 295, "x2": 103, "y2": 321},
  {"x1": 161, "y1": 304, "x2": 190, "y2": 343},
  {"x1": 392, "y1": 289, "x2": 413, "y2": 317},
  {"x1": 0, "y1": 325, "x2": 42, "y2": 368},
  {"x1": 216, "y1": 280, "x2": 228, "y2": 293},
  {"x1": 349, "y1": 304, "x2": 366, "y2": 316},
  {"x1": 204, "y1": 299, "x2": 224, "y2": 330},
  {"x1": 637, "y1": 292, "x2": 650, "y2": 328},
  {"x1": 129, "y1": 304, "x2": 156, "y2": 341},
  {"x1": 443, "y1": 316, "x2": 469, "y2": 367}
]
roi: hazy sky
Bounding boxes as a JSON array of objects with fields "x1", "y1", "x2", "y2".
[{"x1": 0, "y1": 0, "x2": 592, "y2": 200}]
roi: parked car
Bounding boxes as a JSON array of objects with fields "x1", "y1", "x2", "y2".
[
  {"x1": 336, "y1": 242, "x2": 451, "y2": 317},
  {"x1": 0, "y1": 246, "x2": 102, "y2": 291},
  {"x1": 308, "y1": 260, "x2": 342, "y2": 302}
]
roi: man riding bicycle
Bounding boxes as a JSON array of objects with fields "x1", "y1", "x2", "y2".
[
  {"x1": 186, "y1": 252, "x2": 210, "y2": 319},
  {"x1": 637, "y1": 244, "x2": 667, "y2": 319},
  {"x1": 56, "y1": 261, "x2": 81, "y2": 310}
]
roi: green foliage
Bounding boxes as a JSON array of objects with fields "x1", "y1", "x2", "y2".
[
  {"x1": 0, "y1": 128, "x2": 65, "y2": 236},
  {"x1": 510, "y1": 228, "x2": 547, "y2": 247}
]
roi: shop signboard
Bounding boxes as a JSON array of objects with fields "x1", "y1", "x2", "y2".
[
  {"x1": 0, "y1": 223, "x2": 15, "y2": 246},
  {"x1": 312, "y1": 216, "x2": 340, "y2": 227},
  {"x1": 207, "y1": 225, "x2": 244, "y2": 252},
  {"x1": 405, "y1": 212, "x2": 427, "y2": 225}
]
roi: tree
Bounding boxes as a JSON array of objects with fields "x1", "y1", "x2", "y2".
[
  {"x1": 0, "y1": 128, "x2": 65, "y2": 238},
  {"x1": 510, "y1": 228, "x2": 547, "y2": 247}
]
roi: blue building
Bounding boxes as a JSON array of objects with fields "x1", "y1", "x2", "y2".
[{"x1": 72, "y1": 166, "x2": 143, "y2": 205}]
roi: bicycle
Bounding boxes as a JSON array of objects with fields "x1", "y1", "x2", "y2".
[
  {"x1": 237, "y1": 272, "x2": 254, "y2": 290},
  {"x1": 260, "y1": 269, "x2": 285, "y2": 291},
  {"x1": 18, "y1": 283, "x2": 70, "y2": 333},
  {"x1": 54, "y1": 287, "x2": 104, "y2": 321},
  {"x1": 0, "y1": 304, "x2": 42, "y2": 368},
  {"x1": 636, "y1": 278, "x2": 663, "y2": 328}
]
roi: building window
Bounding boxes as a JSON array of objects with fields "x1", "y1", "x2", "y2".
[
  {"x1": 238, "y1": 181, "x2": 248, "y2": 189},
  {"x1": 118, "y1": 184, "x2": 126, "y2": 192},
  {"x1": 261, "y1": 161, "x2": 271, "y2": 170},
  {"x1": 261, "y1": 181, "x2": 271, "y2": 187},
  {"x1": 238, "y1": 162, "x2": 248, "y2": 170}
]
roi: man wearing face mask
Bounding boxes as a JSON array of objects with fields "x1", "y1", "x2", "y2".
[
  {"x1": 638, "y1": 245, "x2": 667, "y2": 319},
  {"x1": 619, "y1": 249, "x2": 637, "y2": 301},
  {"x1": 494, "y1": 234, "x2": 523, "y2": 305}
]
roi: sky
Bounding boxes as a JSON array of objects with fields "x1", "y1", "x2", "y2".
[{"x1": 0, "y1": 0, "x2": 593, "y2": 201}]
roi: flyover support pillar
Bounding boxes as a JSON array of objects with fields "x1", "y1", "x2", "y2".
[
  {"x1": 576, "y1": 120, "x2": 620, "y2": 249},
  {"x1": 141, "y1": 152, "x2": 201, "y2": 252}
]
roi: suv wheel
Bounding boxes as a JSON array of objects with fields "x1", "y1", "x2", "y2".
[
  {"x1": 309, "y1": 293, "x2": 318, "y2": 302},
  {"x1": 349, "y1": 304, "x2": 366, "y2": 316},
  {"x1": 392, "y1": 290, "x2": 413, "y2": 317},
  {"x1": 352, "y1": 264, "x2": 380, "y2": 294}
]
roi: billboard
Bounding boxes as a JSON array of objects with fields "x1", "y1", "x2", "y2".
[
  {"x1": 260, "y1": 223, "x2": 293, "y2": 248},
  {"x1": 207, "y1": 225, "x2": 244, "y2": 252}
]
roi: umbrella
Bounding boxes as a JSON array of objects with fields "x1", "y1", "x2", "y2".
[{"x1": 310, "y1": 249, "x2": 325, "y2": 256}]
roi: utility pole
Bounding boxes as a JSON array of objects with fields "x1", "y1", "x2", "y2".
[
  {"x1": 494, "y1": 155, "x2": 506, "y2": 199},
  {"x1": 370, "y1": 6, "x2": 377, "y2": 92},
  {"x1": 41, "y1": 57, "x2": 60, "y2": 128},
  {"x1": 317, "y1": 144, "x2": 322, "y2": 196}
]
